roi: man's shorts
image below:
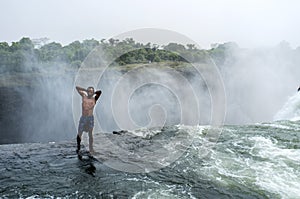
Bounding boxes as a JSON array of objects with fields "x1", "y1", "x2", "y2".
[{"x1": 78, "y1": 115, "x2": 94, "y2": 132}]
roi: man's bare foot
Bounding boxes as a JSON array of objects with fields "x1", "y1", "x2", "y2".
[{"x1": 89, "y1": 149, "x2": 95, "y2": 155}]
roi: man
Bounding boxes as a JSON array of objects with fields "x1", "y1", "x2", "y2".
[{"x1": 76, "y1": 86, "x2": 101, "y2": 154}]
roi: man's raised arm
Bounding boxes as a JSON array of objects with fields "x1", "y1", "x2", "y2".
[
  {"x1": 95, "y1": 90, "x2": 102, "y2": 102},
  {"x1": 76, "y1": 86, "x2": 87, "y2": 97}
]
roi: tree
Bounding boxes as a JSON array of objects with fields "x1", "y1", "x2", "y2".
[
  {"x1": 164, "y1": 43, "x2": 186, "y2": 53},
  {"x1": 39, "y1": 42, "x2": 64, "y2": 62},
  {"x1": 0, "y1": 42, "x2": 9, "y2": 52},
  {"x1": 186, "y1": 44, "x2": 196, "y2": 51}
]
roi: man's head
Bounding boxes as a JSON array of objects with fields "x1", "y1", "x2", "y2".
[{"x1": 87, "y1": 86, "x2": 94, "y2": 97}]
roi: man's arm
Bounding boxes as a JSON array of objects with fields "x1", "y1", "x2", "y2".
[
  {"x1": 95, "y1": 90, "x2": 102, "y2": 102},
  {"x1": 76, "y1": 86, "x2": 87, "y2": 97}
]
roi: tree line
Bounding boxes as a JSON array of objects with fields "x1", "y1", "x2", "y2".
[{"x1": 0, "y1": 37, "x2": 236, "y2": 73}]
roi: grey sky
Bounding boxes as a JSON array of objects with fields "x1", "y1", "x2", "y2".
[{"x1": 1, "y1": 0, "x2": 300, "y2": 48}]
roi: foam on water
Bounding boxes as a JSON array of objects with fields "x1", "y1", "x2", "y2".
[
  {"x1": 176, "y1": 124, "x2": 300, "y2": 198},
  {"x1": 248, "y1": 136, "x2": 300, "y2": 198},
  {"x1": 250, "y1": 136, "x2": 300, "y2": 161},
  {"x1": 1, "y1": 123, "x2": 299, "y2": 198},
  {"x1": 274, "y1": 92, "x2": 300, "y2": 121},
  {"x1": 261, "y1": 123, "x2": 293, "y2": 130}
]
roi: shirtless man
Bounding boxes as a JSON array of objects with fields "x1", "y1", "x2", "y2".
[{"x1": 76, "y1": 86, "x2": 101, "y2": 154}]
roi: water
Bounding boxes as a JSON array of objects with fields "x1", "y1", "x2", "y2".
[
  {"x1": 1, "y1": 91, "x2": 300, "y2": 198},
  {"x1": 0, "y1": 121, "x2": 299, "y2": 198},
  {"x1": 274, "y1": 92, "x2": 300, "y2": 121}
]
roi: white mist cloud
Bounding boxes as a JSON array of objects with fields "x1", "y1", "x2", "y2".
[
  {"x1": 91, "y1": 65, "x2": 211, "y2": 132},
  {"x1": 221, "y1": 44, "x2": 300, "y2": 124}
]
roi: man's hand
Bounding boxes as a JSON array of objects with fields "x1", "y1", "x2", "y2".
[{"x1": 76, "y1": 86, "x2": 87, "y2": 97}]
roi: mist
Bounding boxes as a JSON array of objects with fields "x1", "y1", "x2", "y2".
[
  {"x1": 219, "y1": 42, "x2": 300, "y2": 124},
  {"x1": 75, "y1": 64, "x2": 212, "y2": 133},
  {"x1": 16, "y1": 74, "x2": 76, "y2": 142},
  {"x1": 1, "y1": 58, "x2": 77, "y2": 144},
  {"x1": 2, "y1": 39, "x2": 300, "y2": 144}
]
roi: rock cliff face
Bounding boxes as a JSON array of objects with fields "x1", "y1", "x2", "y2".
[
  {"x1": 0, "y1": 86, "x2": 24, "y2": 144},
  {"x1": 0, "y1": 77, "x2": 76, "y2": 145}
]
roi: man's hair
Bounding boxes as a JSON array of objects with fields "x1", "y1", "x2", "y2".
[{"x1": 87, "y1": 86, "x2": 94, "y2": 92}]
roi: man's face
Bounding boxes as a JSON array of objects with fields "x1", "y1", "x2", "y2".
[{"x1": 87, "y1": 88, "x2": 94, "y2": 97}]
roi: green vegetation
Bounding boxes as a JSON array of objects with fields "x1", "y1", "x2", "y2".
[{"x1": 0, "y1": 37, "x2": 235, "y2": 74}]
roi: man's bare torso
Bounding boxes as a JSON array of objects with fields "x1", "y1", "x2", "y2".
[{"x1": 82, "y1": 96, "x2": 96, "y2": 116}]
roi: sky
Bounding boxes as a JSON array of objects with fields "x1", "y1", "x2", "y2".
[{"x1": 1, "y1": 0, "x2": 300, "y2": 49}]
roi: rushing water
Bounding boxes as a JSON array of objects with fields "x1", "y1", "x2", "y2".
[
  {"x1": 0, "y1": 121, "x2": 299, "y2": 198},
  {"x1": 1, "y1": 93, "x2": 300, "y2": 198}
]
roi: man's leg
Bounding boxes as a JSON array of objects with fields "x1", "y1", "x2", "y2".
[
  {"x1": 77, "y1": 131, "x2": 83, "y2": 153},
  {"x1": 77, "y1": 116, "x2": 84, "y2": 153},
  {"x1": 88, "y1": 129, "x2": 94, "y2": 153}
]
